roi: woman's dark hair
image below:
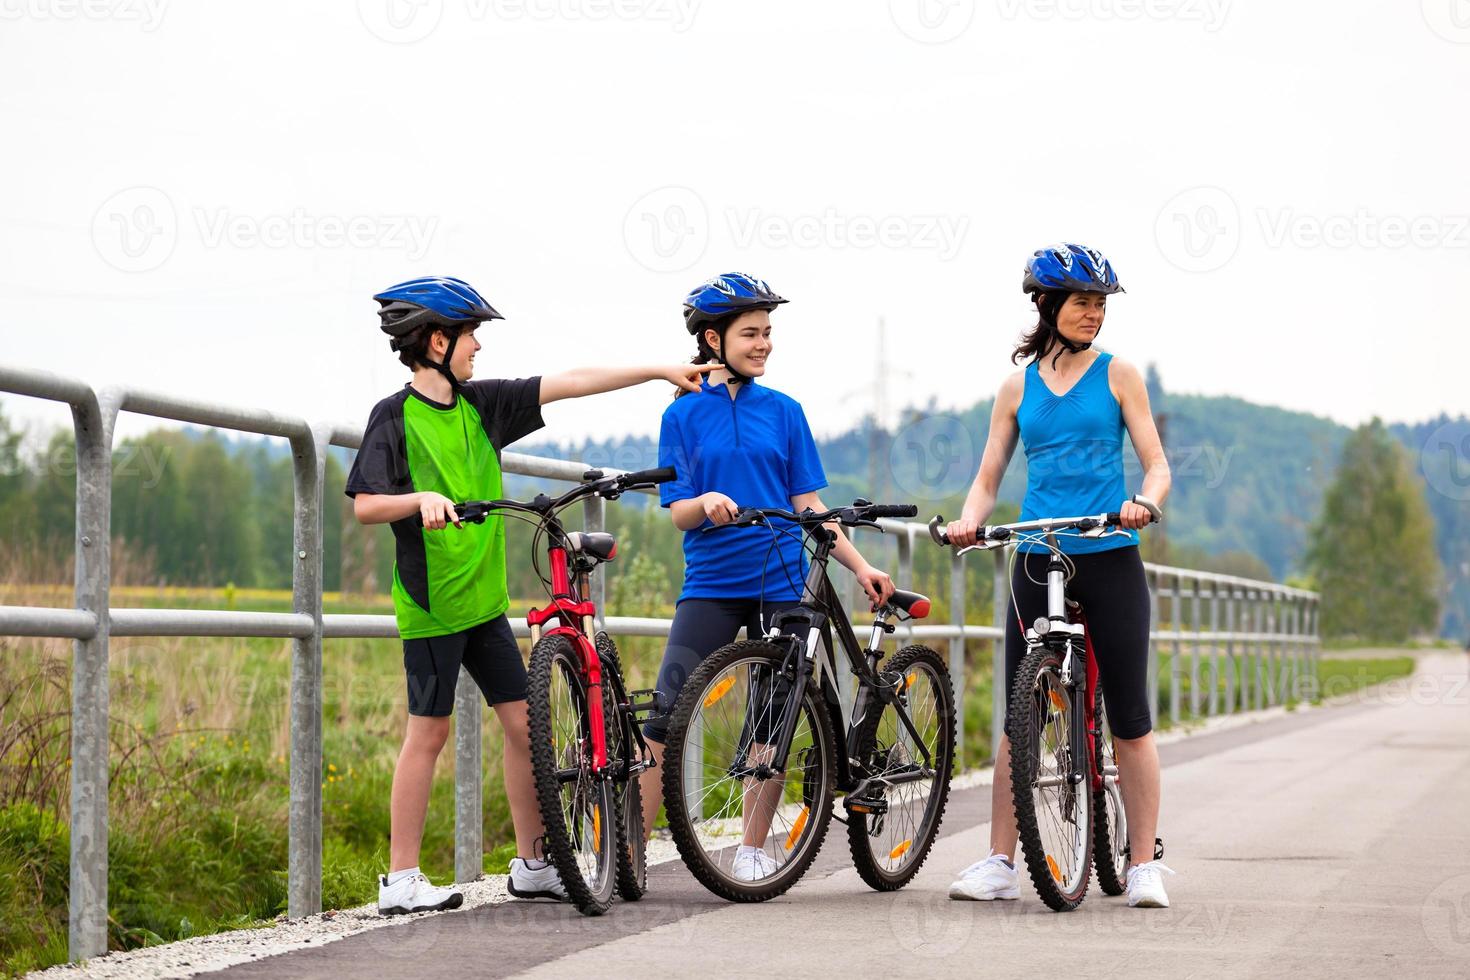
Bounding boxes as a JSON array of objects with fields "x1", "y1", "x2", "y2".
[
  {"x1": 1011, "y1": 291, "x2": 1073, "y2": 370},
  {"x1": 674, "y1": 311, "x2": 742, "y2": 398}
]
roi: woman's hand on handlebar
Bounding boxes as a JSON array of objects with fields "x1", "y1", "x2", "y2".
[
  {"x1": 702, "y1": 492, "x2": 740, "y2": 526},
  {"x1": 419, "y1": 492, "x2": 462, "y2": 531},
  {"x1": 946, "y1": 516, "x2": 982, "y2": 548},
  {"x1": 1117, "y1": 498, "x2": 1154, "y2": 530}
]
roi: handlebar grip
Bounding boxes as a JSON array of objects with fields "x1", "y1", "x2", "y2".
[
  {"x1": 867, "y1": 504, "x2": 918, "y2": 519},
  {"x1": 1131, "y1": 494, "x2": 1164, "y2": 523},
  {"x1": 622, "y1": 466, "x2": 677, "y2": 486}
]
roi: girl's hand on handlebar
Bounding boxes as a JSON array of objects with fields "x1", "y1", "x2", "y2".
[
  {"x1": 1118, "y1": 499, "x2": 1154, "y2": 530},
  {"x1": 702, "y1": 492, "x2": 740, "y2": 526},
  {"x1": 419, "y1": 492, "x2": 462, "y2": 531},
  {"x1": 946, "y1": 517, "x2": 981, "y2": 548},
  {"x1": 856, "y1": 564, "x2": 895, "y2": 609}
]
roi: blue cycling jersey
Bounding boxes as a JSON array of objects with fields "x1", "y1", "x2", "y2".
[
  {"x1": 658, "y1": 379, "x2": 828, "y2": 601},
  {"x1": 1016, "y1": 351, "x2": 1139, "y2": 555}
]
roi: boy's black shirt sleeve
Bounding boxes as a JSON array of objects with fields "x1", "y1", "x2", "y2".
[
  {"x1": 464, "y1": 376, "x2": 545, "y2": 449},
  {"x1": 345, "y1": 393, "x2": 412, "y2": 498}
]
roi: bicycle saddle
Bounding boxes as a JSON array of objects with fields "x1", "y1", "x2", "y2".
[{"x1": 886, "y1": 590, "x2": 931, "y2": 620}]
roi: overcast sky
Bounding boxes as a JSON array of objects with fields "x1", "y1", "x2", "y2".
[{"x1": 1, "y1": 0, "x2": 1466, "y2": 450}]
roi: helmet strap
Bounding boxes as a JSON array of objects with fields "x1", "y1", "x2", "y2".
[
  {"x1": 414, "y1": 329, "x2": 464, "y2": 393},
  {"x1": 702, "y1": 326, "x2": 751, "y2": 387}
]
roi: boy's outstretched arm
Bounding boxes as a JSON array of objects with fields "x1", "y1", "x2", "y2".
[{"x1": 539, "y1": 363, "x2": 719, "y2": 404}]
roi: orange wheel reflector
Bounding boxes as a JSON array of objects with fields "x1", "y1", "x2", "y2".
[
  {"x1": 904, "y1": 672, "x2": 917, "y2": 691},
  {"x1": 889, "y1": 839, "x2": 913, "y2": 860},
  {"x1": 1046, "y1": 854, "x2": 1062, "y2": 881},
  {"x1": 704, "y1": 676, "x2": 737, "y2": 709},
  {"x1": 784, "y1": 806, "x2": 811, "y2": 850},
  {"x1": 592, "y1": 806, "x2": 602, "y2": 853},
  {"x1": 1048, "y1": 690, "x2": 1068, "y2": 712}
]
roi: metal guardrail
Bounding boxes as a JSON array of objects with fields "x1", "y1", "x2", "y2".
[{"x1": 0, "y1": 364, "x2": 1320, "y2": 962}]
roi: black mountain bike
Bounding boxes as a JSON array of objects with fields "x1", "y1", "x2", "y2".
[
  {"x1": 928, "y1": 495, "x2": 1160, "y2": 911},
  {"x1": 660, "y1": 500, "x2": 957, "y2": 902}
]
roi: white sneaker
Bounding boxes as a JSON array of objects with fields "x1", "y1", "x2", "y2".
[
  {"x1": 507, "y1": 857, "x2": 567, "y2": 901},
  {"x1": 1126, "y1": 860, "x2": 1176, "y2": 908},
  {"x1": 948, "y1": 853, "x2": 1020, "y2": 901},
  {"x1": 732, "y1": 848, "x2": 778, "y2": 882},
  {"x1": 377, "y1": 871, "x2": 463, "y2": 916}
]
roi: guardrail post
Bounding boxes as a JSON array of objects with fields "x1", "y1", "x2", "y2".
[
  {"x1": 1189, "y1": 576, "x2": 1202, "y2": 718},
  {"x1": 948, "y1": 549, "x2": 965, "y2": 769},
  {"x1": 896, "y1": 527, "x2": 914, "y2": 645},
  {"x1": 583, "y1": 495, "x2": 606, "y2": 631},
  {"x1": 1225, "y1": 585, "x2": 1238, "y2": 714},
  {"x1": 69, "y1": 387, "x2": 119, "y2": 961},
  {"x1": 1170, "y1": 573, "x2": 1182, "y2": 727},
  {"x1": 287, "y1": 424, "x2": 328, "y2": 918},
  {"x1": 991, "y1": 548, "x2": 1008, "y2": 761},
  {"x1": 454, "y1": 677, "x2": 483, "y2": 883},
  {"x1": 1252, "y1": 590, "x2": 1266, "y2": 711},
  {"x1": 1207, "y1": 580, "x2": 1220, "y2": 717}
]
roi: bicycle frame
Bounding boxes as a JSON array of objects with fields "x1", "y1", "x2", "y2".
[
  {"x1": 756, "y1": 524, "x2": 937, "y2": 796},
  {"x1": 526, "y1": 539, "x2": 610, "y2": 772}
]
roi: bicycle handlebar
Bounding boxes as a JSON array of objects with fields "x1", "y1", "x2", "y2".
[
  {"x1": 703, "y1": 499, "x2": 918, "y2": 534},
  {"x1": 415, "y1": 466, "x2": 679, "y2": 528},
  {"x1": 927, "y1": 494, "x2": 1163, "y2": 548}
]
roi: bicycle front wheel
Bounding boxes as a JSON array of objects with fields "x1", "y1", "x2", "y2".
[
  {"x1": 662, "y1": 640, "x2": 838, "y2": 902},
  {"x1": 527, "y1": 633, "x2": 617, "y2": 915},
  {"x1": 1009, "y1": 642, "x2": 1091, "y2": 911},
  {"x1": 846, "y1": 645, "x2": 956, "y2": 891}
]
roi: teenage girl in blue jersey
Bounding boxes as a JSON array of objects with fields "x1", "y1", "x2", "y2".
[
  {"x1": 637, "y1": 272, "x2": 897, "y2": 882},
  {"x1": 945, "y1": 244, "x2": 1176, "y2": 908}
]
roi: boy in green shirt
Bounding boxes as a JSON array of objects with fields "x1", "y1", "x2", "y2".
[{"x1": 347, "y1": 276, "x2": 712, "y2": 914}]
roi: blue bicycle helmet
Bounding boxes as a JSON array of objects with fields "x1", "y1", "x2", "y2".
[
  {"x1": 683, "y1": 272, "x2": 787, "y2": 335},
  {"x1": 373, "y1": 276, "x2": 502, "y2": 389},
  {"x1": 1021, "y1": 243, "x2": 1123, "y2": 297}
]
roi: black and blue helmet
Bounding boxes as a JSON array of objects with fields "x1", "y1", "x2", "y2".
[
  {"x1": 373, "y1": 276, "x2": 503, "y2": 351},
  {"x1": 683, "y1": 272, "x2": 787, "y2": 335},
  {"x1": 1022, "y1": 244, "x2": 1123, "y2": 297}
]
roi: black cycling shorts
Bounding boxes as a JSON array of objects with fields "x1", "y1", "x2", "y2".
[
  {"x1": 403, "y1": 614, "x2": 528, "y2": 717},
  {"x1": 1003, "y1": 545, "x2": 1153, "y2": 740},
  {"x1": 643, "y1": 597, "x2": 800, "y2": 744}
]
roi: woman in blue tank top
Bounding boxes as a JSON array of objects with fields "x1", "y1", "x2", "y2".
[{"x1": 944, "y1": 244, "x2": 1177, "y2": 908}]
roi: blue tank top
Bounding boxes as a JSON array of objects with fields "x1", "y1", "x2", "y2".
[{"x1": 1015, "y1": 351, "x2": 1138, "y2": 555}]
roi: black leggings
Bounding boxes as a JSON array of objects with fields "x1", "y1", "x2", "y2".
[
  {"x1": 643, "y1": 597, "x2": 800, "y2": 744},
  {"x1": 1003, "y1": 546, "x2": 1153, "y2": 740}
]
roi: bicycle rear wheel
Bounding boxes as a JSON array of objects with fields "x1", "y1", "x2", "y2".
[
  {"x1": 662, "y1": 640, "x2": 837, "y2": 902},
  {"x1": 527, "y1": 633, "x2": 617, "y2": 915},
  {"x1": 1009, "y1": 642, "x2": 1091, "y2": 912},
  {"x1": 846, "y1": 645, "x2": 956, "y2": 891},
  {"x1": 596, "y1": 633, "x2": 647, "y2": 901},
  {"x1": 1091, "y1": 682, "x2": 1128, "y2": 896}
]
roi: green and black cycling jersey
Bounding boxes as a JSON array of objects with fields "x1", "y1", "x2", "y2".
[{"x1": 345, "y1": 378, "x2": 543, "y2": 639}]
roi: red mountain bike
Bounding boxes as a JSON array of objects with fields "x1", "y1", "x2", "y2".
[
  {"x1": 928, "y1": 495, "x2": 1160, "y2": 911},
  {"x1": 450, "y1": 466, "x2": 675, "y2": 915}
]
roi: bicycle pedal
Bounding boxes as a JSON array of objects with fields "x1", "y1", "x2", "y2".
[
  {"x1": 843, "y1": 795, "x2": 889, "y2": 817},
  {"x1": 625, "y1": 689, "x2": 665, "y2": 715}
]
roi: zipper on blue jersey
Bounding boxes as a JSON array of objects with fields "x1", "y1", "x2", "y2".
[{"x1": 728, "y1": 384, "x2": 742, "y2": 447}]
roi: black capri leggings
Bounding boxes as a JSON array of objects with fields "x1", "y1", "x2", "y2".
[
  {"x1": 643, "y1": 597, "x2": 800, "y2": 744},
  {"x1": 1003, "y1": 545, "x2": 1154, "y2": 740}
]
